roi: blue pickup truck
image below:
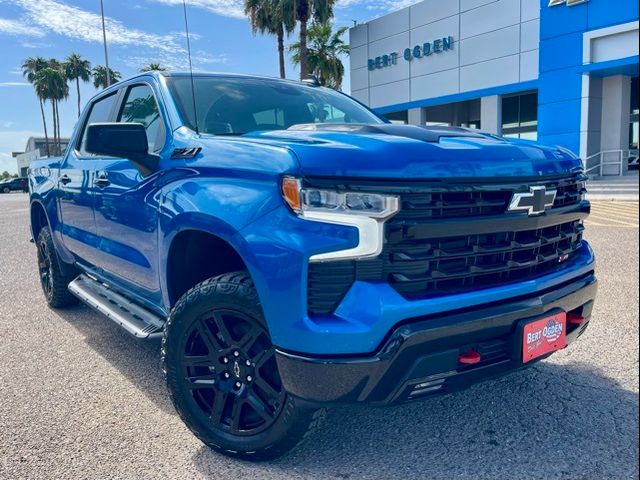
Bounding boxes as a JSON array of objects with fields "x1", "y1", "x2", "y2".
[{"x1": 29, "y1": 72, "x2": 597, "y2": 460}]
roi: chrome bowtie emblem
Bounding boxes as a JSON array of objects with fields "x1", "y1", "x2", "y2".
[
  {"x1": 233, "y1": 361, "x2": 241, "y2": 378},
  {"x1": 548, "y1": 0, "x2": 588, "y2": 7},
  {"x1": 508, "y1": 186, "x2": 557, "y2": 216}
]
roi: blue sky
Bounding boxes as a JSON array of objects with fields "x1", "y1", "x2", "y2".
[{"x1": 0, "y1": 0, "x2": 416, "y2": 173}]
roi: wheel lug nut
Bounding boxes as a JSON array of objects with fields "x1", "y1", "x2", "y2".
[
  {"x1": 223, "y1": 372, "x2": 230, "y2": 379},
  {"x1": 235, "y1": 381, "x2": 242, "y2": 388},
  {"x1": 245, "y1": 360, "x2": 251, "y2": 366},
  {"x1": 246, "y1": 375, "x2": 252, "y2": 382},
  {"x1": 233, "y1": 351, "x2": 240, "y2": 357},
  {"x1": 222, "y1": 357, "x2": 229, "y2": 364}
]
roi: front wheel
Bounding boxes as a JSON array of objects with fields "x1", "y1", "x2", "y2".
[
  {"x1": 162, "y1": 271, "x2": 324, "y2": 461},
  {"x1": 2, "y1": 187, "x2": 9, "y2": 193}
]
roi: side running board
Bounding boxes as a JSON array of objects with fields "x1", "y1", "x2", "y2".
[{"x1": 68, "y1": 274, "x2": 165, "y2": 339}]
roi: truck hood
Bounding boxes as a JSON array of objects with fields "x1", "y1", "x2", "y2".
[{"x1": 242, "y1": 124, "x2": 582, "y2": 179}]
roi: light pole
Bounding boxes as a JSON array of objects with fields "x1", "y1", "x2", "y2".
[{"x1": 100, "y1": 0, "x2": 111, "y2": 86}]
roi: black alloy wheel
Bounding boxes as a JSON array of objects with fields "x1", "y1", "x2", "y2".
[
  {"x1": 35, "y1": 226, "x2": 79, "y2": 308},
  {"x1": 179, "y1": 309, "x2": 286, "y2": 436},
  {"x1": 37, "y1": 235, "x2": 53, "y2": 300},
  {"x1": 163, "y1": 271, "x2": 324, "y2": 460}
]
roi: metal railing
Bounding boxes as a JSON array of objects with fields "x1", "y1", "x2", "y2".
[{"x1": 583, "y1": 149, "x2": 631, "y2": 176}]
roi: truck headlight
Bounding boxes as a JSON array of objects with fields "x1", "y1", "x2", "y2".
[{"x1": 281, "y1": 177, "x2": 400, "y2": 262}]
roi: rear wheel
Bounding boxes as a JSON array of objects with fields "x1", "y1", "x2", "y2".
[
  {"x1": 36, "y1": 226, "x2": 79, "y2": 308},
  {"x1": 162, "y1": 271, "x2": 324, "y2": 461},
  {"x1": 2, "y1": 187, "x2": 9, "y2": 193}
]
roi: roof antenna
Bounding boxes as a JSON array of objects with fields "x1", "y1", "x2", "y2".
[{"x1": 182, "y1": 0, "x2": 199, "y2": 134}]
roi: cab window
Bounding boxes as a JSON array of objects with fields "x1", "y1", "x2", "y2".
[{"x1": 118, "y1": 85, "x2": 165, "y2": 153}]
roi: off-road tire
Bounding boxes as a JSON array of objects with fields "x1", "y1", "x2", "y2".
[
  {"x1": 162, "y1": 271, "x2": 325, "y2": 461},
  {"x1": 37, "y1": 226, "x2": 79, "y2": 308}
]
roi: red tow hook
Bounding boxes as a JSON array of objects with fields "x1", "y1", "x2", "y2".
[
  {"x1": 567, "y1": 312, "x2": 586, "y2": 325},
  {"x1": 457, "y1": 350, "x2": 481, "y2": 365}
]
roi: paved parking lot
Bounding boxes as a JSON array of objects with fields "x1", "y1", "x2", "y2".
[{"x1": 0, "y1": 192, "x2": 638, "y2": 480}]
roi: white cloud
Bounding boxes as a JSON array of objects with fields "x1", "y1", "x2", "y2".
[
  {"x1": 0, "y1": 82, "x2": 31, "y2": 87},
  {"x1": 15, "y1": 0, "x2": 182, "y2": 53},
  {"x1": 152, "y1": 0, "x2": 245, "y2": 19},
  {"x1": 20, "y1": 41, "x2": 54, "y2": 49},
  {"x1": 124, "y1": 51, "x2": 228, "y2": 71},
  {"x1": 9, "y1": 0, "x2": 221, "y2": 70},
  {"x1": 0, "y1": 17, "x2": 45, "y2": 37},
  {"x1": 337, "y1": 0, "x2": 421, "y2": 12},
  {"x1": 150, "y1": 0, "x2": 420, "y2": 19}
]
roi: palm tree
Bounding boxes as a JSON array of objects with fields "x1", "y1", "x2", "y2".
[
  {"x1": 35, "y1": 62, "x2": 68, "y2": 156},
  {"x1": 245, "y1": 0, "x2": 295, "y2": 79},
  {"x1": 140, "y1": 63, "x2": 167, "y2": 72},
  {"x1": 22, "y1": 56, "x2": 51, "y2": 157},
  {"x1": 48, "y1": 59, "x2": 68, "y2": 155},
  {"x1": 290, "y1": 22, "x2": 349, "y2": 89},
  {"x1": 64, "y1": 53, "x2": 91, "y2": 118},
  {"x1": 92, "y1": 65, "x2": 121, "y2": 89},
  {"x1": 281, "y1": 0, "x2": 336, "y2": 80}
]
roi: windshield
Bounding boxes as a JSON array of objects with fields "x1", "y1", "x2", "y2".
[{"x1": 166, "y1": 76, "x2": 384, "y2": 136}]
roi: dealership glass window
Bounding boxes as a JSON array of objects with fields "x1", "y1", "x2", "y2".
[
  {"x1": 425, "y1": 99, "x2": 480, "y2": 129},
  {"x1": 502, "y1": 91, "x2": 538, "y2": 140},
  {"x1": 383, "y1": 110, "x2": 408, "y2": 124}
]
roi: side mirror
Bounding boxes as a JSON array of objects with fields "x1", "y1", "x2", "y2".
[{"x1": 85, "y1": 123, "x2": 159, "y2": 176}]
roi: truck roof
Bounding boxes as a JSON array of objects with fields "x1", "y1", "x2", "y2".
[{"x1": 120, "y1": 71, "x2": 310, "y2": 86}]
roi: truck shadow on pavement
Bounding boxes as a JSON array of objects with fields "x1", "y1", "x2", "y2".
[
  {"x1": 53, "y1": 304, "x2": 174, "y2": 415},
  {"x1": 197, "y1": 366, "x2": 638, "y2": 480},
  {"x1": 56, "y1": 305, "x2": 638, "y2": 480}
]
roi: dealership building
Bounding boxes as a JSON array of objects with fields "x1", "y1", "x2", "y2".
[{"x1": 349, "y1": 0, "x2": 639, "y2": 175}]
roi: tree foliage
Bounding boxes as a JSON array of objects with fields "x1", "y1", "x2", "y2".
[
  {"x1": 140, "y1": 63, "x2": 167, "y2": 72},
  {"x1": 92, "y1": 65, "x2": 121, "y2": 89},
  {"x1": 244, "y1": 0, "x2": 295, "y2": 79},
  {"x1": 64, "y1": 53, "x2": 91, "y2": 117},
  {"x1": 290, "y1": 22, "x2": 348, "y2": 89}
]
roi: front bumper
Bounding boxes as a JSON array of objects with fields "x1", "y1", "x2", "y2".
[{"x1": 275, "y1": 272, "x2": 597, "y2": 406}]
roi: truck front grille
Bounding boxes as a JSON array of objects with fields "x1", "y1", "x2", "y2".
[
  {"x1": 382, "y1": 219, "x2": 584, "y2": 299},
  {"x1": 306, "y1": 176, "x2": 589, "y2": 316}
]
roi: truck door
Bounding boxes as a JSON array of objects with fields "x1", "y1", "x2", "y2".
[
  {"x1": 92, "y1": 83, "x2": 166, "y2": 306},
  {"x1": 58, "y1": 90, "x2": 120, "y2": 268}
]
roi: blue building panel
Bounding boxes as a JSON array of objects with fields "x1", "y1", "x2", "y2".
[
  {"x1": 538, "y1": 98, "x2": 582, "y2": 136},
  {"x1": 538, "y1": 32, "x2": 584, "y2": 73},
  {"x1": 537, "y1": 67, "x2": 584, "y2": 104},
  {"x1": 537, "y1": 132, "x2": 581, "y2": 155},
  {"x1": 586, "y1": 0, "x2": 639, "y2": 31},
  {"x1": 539, "y1": 0, "x2": 588, "y2": 40}
]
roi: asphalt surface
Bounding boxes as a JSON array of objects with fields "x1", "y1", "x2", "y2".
[{"x1": 0, "y1": 192, "x2": 638, "y2": 480}]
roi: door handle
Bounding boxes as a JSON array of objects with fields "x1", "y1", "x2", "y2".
[
  {"x1": 94, "y1": 173, "x2": 110, "y2": 188},
  {"x1": 59, "y1": 174, "x2": 72, "y2": 185}
]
